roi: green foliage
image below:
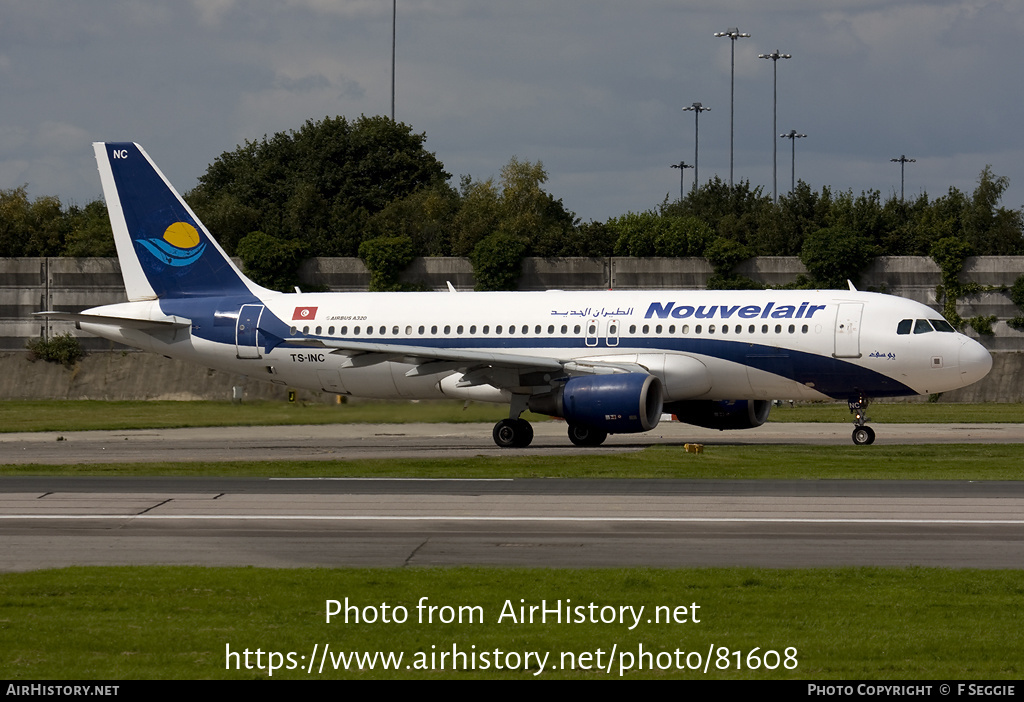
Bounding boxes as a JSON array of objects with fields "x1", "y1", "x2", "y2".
[
  {"x1": 799, "y1": 226, "x2": 875, "y2": 289},
  {"x1": 704, "y1": 237, "x2": 752, "y2": 276},
  {"x1": 26, "y1": 333, "x2": 84, "y2": 367},
  {"x1": 1009, "y1": 275, "x2": 1024, "y2": 309},
  {"x1": 358, "y1": 235, "x2": 417, "y2": 291},
  {"x1": 930, "y1": 237, "x2": 976, "y2": 327},
  {"x1": 608, "y1": 211, "x2": 713, "y2": 258},
  {"x1": 0, "y1": 186, "x2": 71, "y2": 256},
  {"x1": 62, "y1": 200, "x2": 115, "y2": 257},
  {"x1": 187, "y1": 115, "x2": 450, "y2": 257},
  {"x1": 469, "y1": 231, "x2": 528, "y2": 291},
  {"x1": 235, "y1": 231, "x2": 306, "y2": 292},
  {"x1": 966, "y1": 315, "x2": 997, "y2": 336}
]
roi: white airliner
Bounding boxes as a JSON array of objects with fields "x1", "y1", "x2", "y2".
[{"x1": 41, "y1": 143, "x2": 993, "y2": 447}]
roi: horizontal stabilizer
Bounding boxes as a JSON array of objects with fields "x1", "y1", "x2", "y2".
[{"x1": 34, "y1": 311, "x2": 190, "y2": 330}]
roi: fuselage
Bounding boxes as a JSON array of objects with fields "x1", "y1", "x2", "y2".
[{"x1": 80, "y1": 287, "x2": 992, "y2": 405}]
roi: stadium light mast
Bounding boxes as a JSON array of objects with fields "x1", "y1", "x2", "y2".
[
  {"x1": 780, "y1": 130, "x2": 807, "y2": 194},
  {"x1": 714, "y1": 27, "x2": 750, "y2": 188},
  {"x1": 758, "y1": 49, "x2": 791, "y2": 203},
  {"x1": 391, "y1": 0, "x2": 396, "y2": 120},
  {"x1": 890, "y1": 154, "x2": 916, "y2": 202},
  {"x1": 671, "y1": 161, "x2": 694, "y2": 201},
  {"x1": 682, "y1": 102, "x2": 710, "y2": 191}
]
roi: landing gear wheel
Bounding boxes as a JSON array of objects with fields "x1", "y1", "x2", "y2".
[
  {"x1": 567, "y1": 424, "x2": 608, "y2": 447},
  {"x1": 852, "y1": 426, "x2": 875, "y2": 446},
  {"x1": 493, "y1": 418, "x2": 534, "y2": 448}
]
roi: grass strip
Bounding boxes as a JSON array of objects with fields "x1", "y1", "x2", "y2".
[
  {"x1": 1, "y1": 400, "x2": 1022, "y2": 433},
  {"x1": 0, "y1": 565, "x2": 1019, "y2": 680},
  {"x1": 4, "y1": 444, "x2": 1024, "y2": 480}
]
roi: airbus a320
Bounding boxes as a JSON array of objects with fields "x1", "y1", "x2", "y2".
[{"x1": 40, "y1": 143, "x2": 993, "y2": 447}]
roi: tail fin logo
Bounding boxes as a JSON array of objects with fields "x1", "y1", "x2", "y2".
[{"x1": 136, "y1": 222, "x2": 207, "y2": 267}]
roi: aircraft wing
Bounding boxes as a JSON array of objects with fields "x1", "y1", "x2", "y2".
[{"x1": 285, "y1": 337, "x2": 648, "y2": 385}]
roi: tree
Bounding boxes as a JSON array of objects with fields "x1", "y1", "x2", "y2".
[
  {"x1": 187, "y1": 115, "x2": 450, "y2": 257},
  {"x1": 800, "y1": 226, "x2": 875, "y2": 290},
  {"x1": 235, "y1": 231, "x2": 305, "y2": 292},
  {"x1": 0, "y1": 186, "x2": 69, "y2": 256}
]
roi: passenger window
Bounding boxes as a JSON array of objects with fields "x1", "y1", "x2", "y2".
[
  {"x1": 340, "y1": 326, "x2": 348, "y2": 335},
  {"x1": 629, "y1": 324, "x2": 636, "y2": 334},
  {"x1": 457, "y1": 325, "x2": 464, "y2": 334},
  {"x1": 642, "y1": 325, "x2": 650, "y2": 334},
  {"x1": 523, "y1": 325, "x2": 529, "y2": 334},
  {"x1": 302, "y1": 326, "x2": 309, "y2": 334},
  {"x1": 561, "y1": 325, "x2": 568, "y2": 334},
  {"x1": 897, "y1": 319, "x2": 912, "y2": 335},
  {"x1": 761, "y1": 324, "x2": 768, "y2": 333},
  {"x1": 379, "y1": 326, "x2": 386, "y2": 335},
  {"x1": 709, "y1": 325, "x2": 716, "y2": 333},
  {"x1": 354, "y1": 326, "x2": 360, "y2": 335},
  {"x1": 290, "y1": 326, "x2": 297, "y2": 335},
  {"x1": 574, "y1": 325, "x2": 581, "y2": 334},
  {"x1": 682, "y1": 325, "x2": 689, "y2": 334},
  {"x1": 548, "y1": 325, "x2": 555, "y2": 334},
  {"x1": 695, "y1": 325, "x2": 702, "y2": 334},
  {"x1": 913, "y1": 319, "x2": 934, "y2": 334}
]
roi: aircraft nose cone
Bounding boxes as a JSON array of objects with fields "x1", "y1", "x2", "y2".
[{"x1": 958, "y1": 337, "x2": 993, "y2": 387}]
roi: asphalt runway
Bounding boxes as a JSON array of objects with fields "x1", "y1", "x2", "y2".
[
  {"x1": 2, "y1": 422, "x2": 1023, "y2": 572},
  {"x1": 2, "y1": 420, "x2": 1023, "y2": 464}
]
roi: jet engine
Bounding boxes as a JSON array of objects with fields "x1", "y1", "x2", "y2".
[
  {"x1": 664, "y1": 399, "x2": 771, "y2": 430},
  {"x1": 529, "y1": 373, "x2": 663, "y2": 434}
]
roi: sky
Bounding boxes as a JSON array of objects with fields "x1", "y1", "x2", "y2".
[{"x1": 2, "y1": 0, "x2": 1023, "y2": 224}]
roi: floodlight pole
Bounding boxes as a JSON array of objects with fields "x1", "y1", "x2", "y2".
[
  {"x1": 714, "y1": 27, "x2": 750, "y2": 188},
  {"x1": 780, "y1": 130, "x2": 807, "y2": 194},
  {"x1": 758, "y1": 49, "x2": 791, "y2": 203},
  {"x1": 682, "y1": 102, "x2": 710, "y2": 191},
  {"x1": 671, "y1": 161, "x2": 694, "y2": 201},
  {"x1": 890, "y1": 154, "x2": 916, "y2": 202}
]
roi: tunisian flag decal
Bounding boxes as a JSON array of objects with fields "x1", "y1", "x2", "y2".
[{"x1": 292, "y1": 306, "x2": 318, "y2": 320}]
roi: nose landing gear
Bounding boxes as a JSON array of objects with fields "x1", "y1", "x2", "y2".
[{"x1": 848, "y1": 395, "x2": 875, "y2": 445}]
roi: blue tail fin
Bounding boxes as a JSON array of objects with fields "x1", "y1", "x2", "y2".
[{"x1": 95, "y1": 142, "x2": 259, "y2": 301}]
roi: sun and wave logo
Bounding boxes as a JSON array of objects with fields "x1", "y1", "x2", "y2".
[{"x1": 137, "y1": 222, "x2": 206, "y2": 267}]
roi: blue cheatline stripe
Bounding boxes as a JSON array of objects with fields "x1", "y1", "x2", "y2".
[{"x1": 266, "y1": 330, "x2": 915, "y2": 399}]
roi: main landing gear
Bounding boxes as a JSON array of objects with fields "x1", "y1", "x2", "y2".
[
  {"x1": 493, "y1": 418, "x2": 534, "y2": 448},
  {"x1": 567, "y1": 424, "x2": 608, "y2": 447},
  {"x1": 848, "y1": 395, "x2": 876, "y2": 445}
]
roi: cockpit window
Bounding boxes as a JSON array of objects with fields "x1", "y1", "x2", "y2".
[
  {"x1": 913, "y1": 319, "x2": 934, "y2": 334},
  {"x1": 930, "y1": 319, "x2": 956, "y2": 333},
  {"x1": 897, "y1": 319, "x2": 912, "y2": 335}
]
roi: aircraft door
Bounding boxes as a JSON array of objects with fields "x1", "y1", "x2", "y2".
[
  {"x1": 834, "y1": 303, "x2": 863, "y2": 358},
  {"x1": 236, "y1": 304, "x2": 264, "y2": 359}
]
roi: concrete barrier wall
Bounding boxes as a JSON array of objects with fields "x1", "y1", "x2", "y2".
[{"x1": 2, "y1": 254, "x2": 1023, "y2": 364}]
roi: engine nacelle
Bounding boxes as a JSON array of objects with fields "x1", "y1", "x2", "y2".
[
  {"x1": 529, "y1": 373, "x2": 663, "y2": 434},
  {"x1": 664, "y1": 399, "x2": 771, "y2": 430}
]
